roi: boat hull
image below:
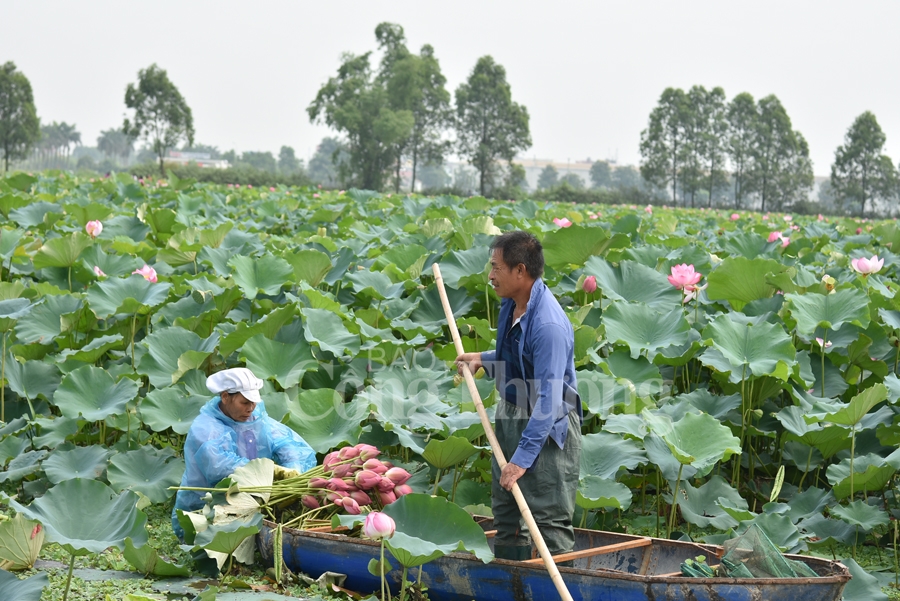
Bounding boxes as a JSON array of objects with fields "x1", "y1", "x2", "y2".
[{"x1": 258, "y1": 520, "x2": 849, "y2": 601}]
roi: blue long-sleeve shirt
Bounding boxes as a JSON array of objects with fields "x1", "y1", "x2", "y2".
[{"x1": 480, "y1": 279, "x2": 581, "y2": 469}]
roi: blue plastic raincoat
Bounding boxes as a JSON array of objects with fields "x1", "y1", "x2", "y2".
[{"x1": 172, "y1": 396, "x2": 315, "y2": 537}]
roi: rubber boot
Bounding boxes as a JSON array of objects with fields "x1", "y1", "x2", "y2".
[{"x1": 494, "y1": 545, "x2": 532, "y2": 561}]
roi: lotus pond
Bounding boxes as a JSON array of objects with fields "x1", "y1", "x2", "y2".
[{"x1": 1, "y1": 171, "x2": 900, "y2": 600}]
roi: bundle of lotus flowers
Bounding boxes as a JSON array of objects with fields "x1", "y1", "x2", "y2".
[{"x1": 267, "y1": 443, "x2": 413, "y2": 529}]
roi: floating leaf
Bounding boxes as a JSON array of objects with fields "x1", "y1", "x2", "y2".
[
  {"x1": 42, "y1": 445, "x2": 111, "y2": 484},
  {"x1": 9, "y1": 478, "x2": 148, "y2": 555},
  {"x1": 107, "y1": 447, "x2": 185, "y2": 504},
  {"x1": 52, "y1": 365, "x2": 138, "y2": 421},
  {"x1": 700, "y1": 314, "x2": 795, "y2": 382},
  {"x1": 584, "y1": 257, "x2": 682, "y2": 310},
  {"x1": 284, "y1": 389, "x2": 365, "y2": 454},
  {"x1": 122, "y1": 537, "x2": 191, "y2": 577},
  {"x1": 239, "y1": 334, "x2": 315, "y2": 389},
  {"x1": 140, "y1": 386, "x2": 207, "y2": 435},
  {"x1": 0, "y1": 569, "x2": 48, "y2": 601},
  {"x1": 227, "y1": 254, "x2": 293, "y2": 300},
  {"x1": 137, "y1": 327, "x2": 218, "y2": 388},
  {"x1": 576, "y1": 476, "x2": 632, "y2": 510},
  {"x1": 602, "y1": 301, "x2": 690, "y2": 360},
  {"x1": 86, "y1": 275, "x2": 172, "y2": 318},
  {"x1": 706, "y1": 256, "x2": 786, "y2": 311},
  {"x1": 301, "y1": 308, "x2": 360, "y2": 356},
  {"x1": 422, "y1": 437, "x2": 478, "y2": 469},
  {"x1": 785, "y1": 288, "x2": 871, "y2": 336},
  {"x1": 643, "y1": 410, "x2": 741, "y2": 471}
]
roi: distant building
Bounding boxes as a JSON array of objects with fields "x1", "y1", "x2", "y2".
[{"x1": 165, "y1": 151, "x2": 230, "y2": 169}]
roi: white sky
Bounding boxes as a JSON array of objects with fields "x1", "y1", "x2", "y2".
[{"x1": 2, "y1": 0, "x2": 898, "y2": 175}]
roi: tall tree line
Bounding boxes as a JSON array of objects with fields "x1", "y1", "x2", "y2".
[
  {"x1": 309, "y1": 22, "x2": 530, "y2": 196},
  {"x1": 640, "y1": 86, "x2": 814, "y2": 212}
]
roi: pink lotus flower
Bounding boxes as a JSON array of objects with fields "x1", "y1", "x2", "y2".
[
  {"x1": 384, "y1": 467, "x2": 411, "y2": 486},
  {"x1": 331, "y1": 463, "x2": 356, "y2": 479},
  {"x1": 767, "y1": 231, "x2": 782, "y2": 243},
  {"x1": 856, "y1": 228, "x2": 863, "y2": 234},
  {"x1": 784, "y1": 215, "x2": 793, "y2": 222},
  {"x1": 349, "y1": 490, "x2": 372, "y2": 506},
  {"x1": 644, "y1": 205, "x2": 653, "y2": 214},
  {"x1": 356, "y1": 444, "x2": 380, "y2": 461},
  {"x1": 342, "y1": 497, "x2": 361, "y2": 515},
  {"x1": 269, "y1": 186, "x2": 276, "y2": 192},
  {"x1": 85, "y1": 220, "x2": 102, "y2": 238},
  {"x1": 339, "y1": 446, "x2": 361, "y2": 460},
  {"x1": 815, "y1": 338, "x2": 833, "y2": 349},
  {"x1": 553, "y1": 217, "x2": 573, "y2": 228},
  {"x1": 133, "y1": 265, "x2": 157, "y2": 283},
  {"x1": 683, "y1": 284, "x2": 707, "y2": 303},
  {"x1": 301, "y1": 495, "x2": 320, "y2": 509},
  {"x1": 362, "y1": 512, "x2": 395, "y2": 540},
  {"x1": 313, "y1": 193, "x2": 320, "y2": 198},
  {"x1": 378, "y1": 490, "x2": 397, "y2": 505},
  {"x1": 309, "y1": 477, "x2": 328, "y2": 489},
  {"x1": 589, "y1": 213, "x2": 599, "y2": 220},
  {"x1": 355, "y1": 469, "x2": 381, "y2": 490},
  {"x1": 668, "y1": 264, "x2": 702, "y2": 290},
  {"x1": 730, "y1": 213, "x2": 740, "y2": 221},
  {"x1": 93, "y1": 266, "x2": 106, "y2": 277},
  {"x1": 817, "y1": 214, "x2": 824, "y2": 221},
  {"x1": 247, "y1": 184, "x2": 253, "y2": 189},
  {"x1": 394, "y1": 484, "x2": 413, "y2": 497},
  {"x1": 583, "y1": 275, "x2": 597, "y2": 294},
  {"x1": 762, "y1": 214, "x2": 769, "y2": 220},
  {"x1": 323, "y1": 451, "x2": 341, "y2": 469},
  {"x1": 326, "y1": 478, "x2": 352, "y2": 492},
  {"x1": 851, "y1": 255, "x2": 884, "y2": 275},
  {"x1": 376, "y1": 477, "x2": 395, "y2": 493},
  {"x1": 781, "y1": 237, "x2": 790, "y2": 247},
  {"x1": 363, "y1": 458, "x2": 388, "y2": 474}
]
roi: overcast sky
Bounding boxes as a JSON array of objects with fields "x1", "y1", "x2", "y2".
[{"x1": 3, "y1": 1, "x2": 898, "y2": 175}]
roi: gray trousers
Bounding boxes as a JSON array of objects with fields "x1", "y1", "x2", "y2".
[{"x1": 491, "y1": 400, "x2": 582, "y2": 560}]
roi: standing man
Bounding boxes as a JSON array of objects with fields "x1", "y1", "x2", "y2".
[
  {"x1": 456, "y1": 231, "x2": 582, "y2": 561},
  {"x1": 172, "y1": 367, "x2": 316, "y2": 539}
]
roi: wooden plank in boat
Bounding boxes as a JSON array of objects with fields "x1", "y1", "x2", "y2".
[{"x1": 520, "y1": 537, "x2": 652, "y2": 565}]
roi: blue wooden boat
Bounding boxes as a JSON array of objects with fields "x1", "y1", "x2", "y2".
[{"x1": 257, "y1": 517, "x2": 850, "y2": 601}]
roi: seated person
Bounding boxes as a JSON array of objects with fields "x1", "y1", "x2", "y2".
[{"x1": 172, "y1": 367, "x2": 315, "y2": 539}]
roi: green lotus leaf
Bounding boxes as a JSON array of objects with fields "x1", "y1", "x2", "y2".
[
  {"x1": 0, "y1": 570, "x2": 47, "y2": 601},
  {"x1": 602, "y1": 301, "x2": 690, "y2": 360},
  {"x1": 787, "y1": 487, "x2": 833, "y2": 523},
  {"x1": 80, "y1": 246, "x2": 141, "y2": 278},
  {"x1": 700, "y1": 313, "x2": 795, "y2": 382},
  {"x1": 825, "y1": 450, "x2": 900, "y2": 499},
  {"x1": 409, "y1": 285, "x2": 474, "y2": 325},
  {"x1": 716, "y1": 496, "x2": 756, "y2": 524},
  {"x1": 840, "y1": 558, "x2": 889, "y2": 601},
  {"x1": 644, "y1": 433, "x2": 697, "y2": 482},
  {"x1": 227, "y1": 254, "x2": 293, "y2": 300},
  {"x1": 239, "y1": 334, "x2": 314, "y2": 389},
  {"x1": 0, "y1": 436, "x2": 27, "y2": 465},
  {"x1": 706, "y1": 256, "x2": 786, "y2": 311},
  {"x1": 824, "y1": 383, "x2": 888, "y2": 427},
  {"x1": 140, "y1": 386, "x2": 207, "y2": 435},
  {"x1": 86, "y1": 275, "x2": 172, "y2": 319},
  {"x1": 0, "y1": 513, "x2": 44, "y2": 570},
  {"x1": 383, "y1": 493, "x2": 493, "y2": 567},
  {"x1": 123, "y1": 537, "x2": 190, "y2": 577},
  {"x1": 4, "y1": 357, "x2": 60, "y2": 401},
  {"x1": 42, "y1": 445, "x2": 111, "y2": 484},
  {"x1": 643, "y1": 409, "x2": 741, "y2": 471},
  {"x1": 195, "y1": 513, "x2": 261, "y2": 567},
  {"x1": 580, "y1": 432, "x2": 647, "y2": 480},
  {"x1": 137, "y1": 327, "x2": 218, "y2": 388},
  {"x1": 543, "y1": 225, "x2": 628, "y2": 269},
  {"x1": 583, "y1": 257, "x2": 682, "y2": 310},
  {"x1": 374, "y1": 243, "x2": 428, "y2": 276},
  {"x1": 782, "y1": 441, "x2": 824, "y2": 472},
  {"x1": 0, "y1": 298, "x2": 33, "y2": 333},
  {"x1": 32, "y1": 416, "x2": 80, "y2": 449},
  {"x1": 433, "y1": 248, "x2": 490, "y2": 290},
  {"x1": 720, "y1": 231, "x2": 772, "y2": 260},
  {"x1": 56, "y1": 334, "x2": 124, "y2": 364},
  {"x1": 14, "y1": 294, "x2": 80, "y2": 344},
  {"x1": 301, "y1": 308, "x2": 360, "y2": 356},
  {"x1": 576, "y1": 475, "x2": 633, "y2": 510},
  {"x1": 219, "y1": 305, "x2": 295, "y2": 357},
  {"x1": 356, "y1": 362, "x2": 454, "y2": 431},
  {"x1": 3, "y1": 172, "x2": 36, "y2": 192},
  {"x1": 347, "y1": 270, "x2": 404, "y2": 302},
  {"x1": 281, "y1": 249, "x2": 332, "y2": 286},
  {"x1": 601, "y1": 350, "x2": 664, "y2": 399},
  {"x1": 0, "y1": 450, "x2": 47, "y2": 483},
  {"x1": 107, "y1": 447, "x2": 185, "y2": 504},
  {"x1": 831, "y1": 500, "x2": 890, "y2": 532},
  {"x1": 676, "y1": 389, "x2": 741, "y2": 420},
  {"x1": 785, "y1": 288, "x2": 870, "y2": 336},
  {"x1": 52, "y1": 365, "x2": 139, "y2": 421},
  {"x1": 422, "y1": 437, "x2": 477, "y2": 469},
  {"x1": 742, "y1": 513, "x2": 800, "y2": 550},
  {"x1": 32, "y1": 232, "x2": 93, "y2": 270},
  {"x1": 677, "y1": 476, "x2": 745, "y2": 529},
  {"x1": 9, "y1": 478, "x2": 148, "y2": 556},
  {"x1": 9, "y1": 202, "x2": 61, "y2": 229},
  {"x1": 284, "y1": 389, "x2": 365, "y2": 454}
]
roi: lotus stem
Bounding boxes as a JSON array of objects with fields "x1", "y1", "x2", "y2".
[
  {"x1": 850, "y1": 426, "x2": 856, "y2": 501},
  {"x1": 63, "y1": 552, "x2": 76, "y2": 601},
  {"x1": 667, "y1": 463, "x2": 684, "y2": 538},
  {"x1": 400, "y1": 565, "x2": 409, "y2": 601},
  {"x1": 380, "y1": 540, "x2": 387, "y2": 601},
  {"x1": 820, "y1": 330, "x2": 828, "y2": 397},
  {"x1": 1, "y1": 332, "x2": 6, "y2": 422}
]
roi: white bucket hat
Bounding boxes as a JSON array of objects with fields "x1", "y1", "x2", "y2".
[{"x1": 206, "y1": 368, "x2": 264, "y2": 403}]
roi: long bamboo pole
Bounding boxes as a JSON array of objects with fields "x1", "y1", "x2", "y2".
[{"x1": 432, "y1": 264, "x2": 575, "y2": 601}]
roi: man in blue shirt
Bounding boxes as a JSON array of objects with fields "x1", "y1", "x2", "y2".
[{"x1": 456, "y1": 231, "x2": 582, "y2": 562}]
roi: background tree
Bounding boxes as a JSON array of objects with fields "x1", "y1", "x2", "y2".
[
  {"x1": 455, "y1": 55, "x2": 531, "y2": 196},
  {"x1": 0, "y1": 61, "x2": 40, "y2": 172},
  {"x1": 678, "y1": 86, "x2": 709, "y2": 207},
  {"x1": 538, "y1": 164, "x2": 558, "y2": 190},
  {"x1": 123, "y1": 64, "x2": 195, "y2": 176},
  {"x1": 240, "y1": 151, "x2": 277, "y2": 172},
  {"x1": 97, "y1": 127, "x2": 134, "y2": 164},
  {"x1": 612, "y1": 165, "x2": 643, "y2": 190},
  {"x1": 747, "y1": 95, "x2": 812, "y2": 212},
  {"x1": 308, "y1": 137, "x2": 348, "y2": 186},
  {"x1": 559, "y1": 172, "x2": 585, "y2": 189},
  {"x1": 831, "y1": 111, "x2": 898, "y2": 217},
  {"x1": 726, "y1": 92, "x2": 757, "y2": 209},
  {"x1": 384, "y1": 42, "x2": 452, "y2": 192},
  {"x1": 416, "y1": 163, "x2": 451, "y2": 190},
  {"x1": 308, "y1": 47, "x2": 413, "y2": 190},
  {"x1": 278, "y1": 146, "x2": 301, "y2": 173},
  {"x1": 698, "y1": 86, "x2": 728, "y2": 207},
  {"x1": 590, "y1": 160, "x2": 612, "y2": 189},
  {"x1": 640, "y1": 87, "x2": 688, "y2": 204}
]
